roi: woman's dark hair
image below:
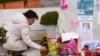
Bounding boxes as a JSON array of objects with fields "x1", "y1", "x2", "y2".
[{"x1": 23, "y1": 10, "x2": 38, "y2": 19}]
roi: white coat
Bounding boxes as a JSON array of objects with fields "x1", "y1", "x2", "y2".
[{"x1": 3, "y1": 13, "x2": 41, "y2": 51}]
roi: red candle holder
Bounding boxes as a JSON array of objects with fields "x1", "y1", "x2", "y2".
[
  {"x1": 75, "y1": 52, "x2": 81, "y2": 56},
  {"x1": 84, "y1": 45, "x2": 89, "y2": 52},
  {"x1": 91, "y1": 52, "x2": 96, "y2": 56},
  {"x1": 85, "y1": 51, "x2": 91, "y2": 56},
  {"x1": 96, "y1": 52, "x2": 100, "y2": 56}
]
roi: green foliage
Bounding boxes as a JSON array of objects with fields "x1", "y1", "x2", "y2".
[
  {"x1": 0, "y1": 27, "x2": 7, "y2": 44},
  {"x1": 0, "y1": 0, "x2": 18, "y2": 3},
  {"x1": 40, "y1": 11, "x2": 59, "y2": 25},
  {"x1": 0, "y1": 27, "x2": 7, "y2": 37},
  {"x1": 9, "y1": 0, "x2": 16, "y2": 1},
  {"x1": 0, "y1": 0, "x2": 7, "y2": 3}
]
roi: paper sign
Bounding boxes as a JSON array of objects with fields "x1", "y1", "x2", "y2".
[
  {"x1": 80, "y1": 32, "x2": 92, "y2": 39},
  {"x1": 78, "y1": 15, "x2": 93, "y2": 21},
  {"x1": 61, "y1": 32, "x2": 79, "y2": 42},
  {"x1": 77, "y1": 0, "x2": 94, "y2": 20},
  {"x1": 98, "y1": 12, "x2": 100, "y2": 24},
  {"x1": 79, "y1": 22, "x2": 93, "y2": 40}
]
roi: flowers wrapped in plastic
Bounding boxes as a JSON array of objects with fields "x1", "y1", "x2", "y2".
[
  {"x1": 48, "y1": 38, "x2": 59, "y2": 56},
  {"x1": 59, "y1": 39, "x2": 77, "y2": 56}
]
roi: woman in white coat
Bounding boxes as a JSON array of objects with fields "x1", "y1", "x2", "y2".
[{"x1": 3, "y1": 10, "x2": 46, "y2": 56}]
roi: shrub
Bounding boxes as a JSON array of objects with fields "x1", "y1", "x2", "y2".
[
  {"x1": 0, "y1": 0, "x2": 20, "y2": 3},
  {"x1": 40, "y1": 11, "x2": 59, "y2": 25},
  {"x1": 0, "y1": 0, "x2": 7, "y2": 3}
]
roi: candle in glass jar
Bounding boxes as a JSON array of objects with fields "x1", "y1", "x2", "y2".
[
  {"x1": 91, "y1": 52, "x2": 96, "y2": 56},
  {"x1": 75, "y1": 52, "x2": 81, "y2": 56},
  {"x1": 84, "y1": 45, "x2": 89, "y2": 52},
  {"x1": 85, "y1": 52, "x2": 91, "y2": 56}
]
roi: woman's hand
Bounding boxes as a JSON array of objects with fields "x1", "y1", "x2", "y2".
[{"x1": 40, "y1": 46, "x2": 47, "y2": 52}]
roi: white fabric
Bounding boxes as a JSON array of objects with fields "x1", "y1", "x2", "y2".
[{"x1": 3, "y1": 13, "x2": 41, "y2": 51}]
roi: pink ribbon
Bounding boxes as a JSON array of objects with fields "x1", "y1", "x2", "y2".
[{"x1": 61, "y1": 0, "x2": 68, "y2": 9}]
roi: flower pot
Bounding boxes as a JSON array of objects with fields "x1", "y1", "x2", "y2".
[
  {"x1": 25, "y1": 0, "x2": 41, "y2": 8},
  {"x1": 0, "y1": 3, "x2": 4, "y2": 9},
  {"x1": 5, "y1": 1, "x2": 24, "y2": 9}
]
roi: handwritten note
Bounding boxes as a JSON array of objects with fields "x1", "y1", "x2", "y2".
[{"x1": 61, "y1": 32, "x2": 79, "y2": 42}]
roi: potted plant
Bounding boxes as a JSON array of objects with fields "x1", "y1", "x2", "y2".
[{"x1": 40, "y1": 11, "x2": 59, "y2": 37}]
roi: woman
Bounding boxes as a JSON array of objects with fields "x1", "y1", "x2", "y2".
[{"x1": 3, "y1": 10, "x2": 46, "y2": 56}]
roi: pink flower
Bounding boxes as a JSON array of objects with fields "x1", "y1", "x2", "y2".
[{"x1": 57, "y1": 36, "x2": 62, "y2": 42}]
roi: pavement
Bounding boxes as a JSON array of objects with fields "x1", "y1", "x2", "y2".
[
  {"x1": 0, "y1": 40, "x2": 41, "y2": 56},
  {"x1": 0, "y1": 47, "x2": 41, "y2": 56}
]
